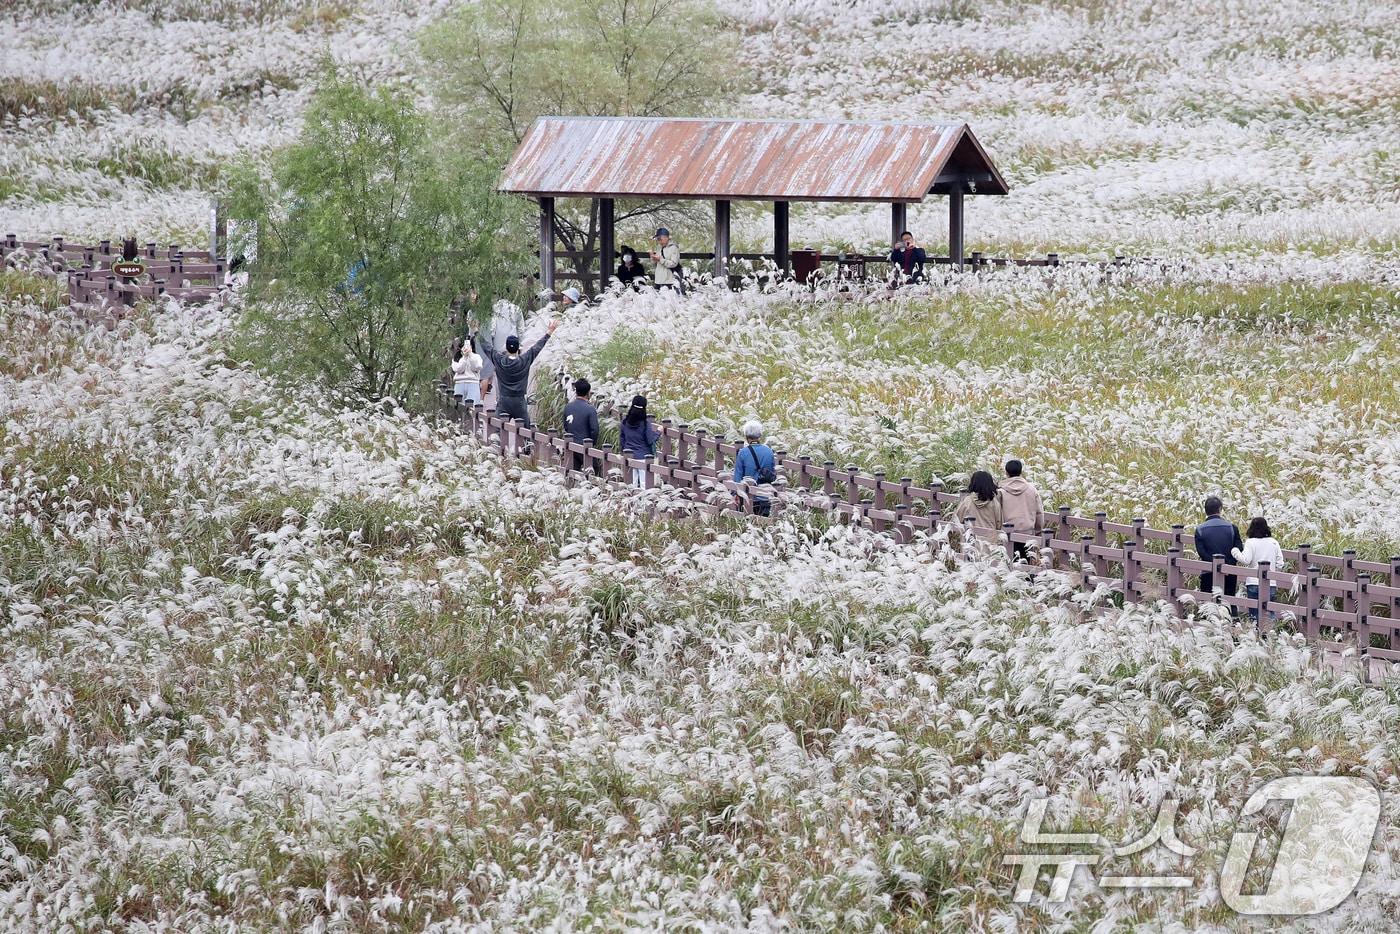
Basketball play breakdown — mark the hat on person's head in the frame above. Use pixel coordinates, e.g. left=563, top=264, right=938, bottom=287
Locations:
left=563, top=286, right=582, bottom=304
left=572, top=378, right=591, bottom=397
left=505, top=335, right=520, bottom=353
left=654, top=227, right=670, bottom=239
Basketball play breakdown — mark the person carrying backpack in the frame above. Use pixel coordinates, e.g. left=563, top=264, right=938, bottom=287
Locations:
left=732, top=420, right=777, bottom=516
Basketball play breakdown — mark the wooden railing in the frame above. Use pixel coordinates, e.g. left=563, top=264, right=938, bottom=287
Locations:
left=443, top=389, right=1400, bottom=680
left=545, top=247, right=1151, bottom=289
left=2, top=234, right=228, bottom=308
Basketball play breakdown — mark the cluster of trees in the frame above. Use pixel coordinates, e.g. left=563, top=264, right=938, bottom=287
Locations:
left=231, top=0, right=744, bottom=404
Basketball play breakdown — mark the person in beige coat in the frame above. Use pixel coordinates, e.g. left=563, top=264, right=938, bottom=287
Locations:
left=955, top=470, right=1003, bottom=535
left=999, top=459, right=1043, bottom=560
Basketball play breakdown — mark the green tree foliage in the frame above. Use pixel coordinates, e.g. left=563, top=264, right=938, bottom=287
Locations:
left=419, top=0, right=745, bottom=288
left=227, top=69, right=528, bottom=404
left=420, top=0, right=739, bottom=152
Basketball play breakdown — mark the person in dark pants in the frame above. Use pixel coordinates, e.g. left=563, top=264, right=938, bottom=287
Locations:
left=563, top=378, right=600, bottom=472
left=888, top=230, right=926, bottom=285
left=1194, top=495, right=1243, bottom=615
left=481, top=319, right=557, bottom=428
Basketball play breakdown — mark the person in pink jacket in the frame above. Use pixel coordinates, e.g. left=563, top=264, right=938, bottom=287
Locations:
left=999, top=459, right=1043, bottom=560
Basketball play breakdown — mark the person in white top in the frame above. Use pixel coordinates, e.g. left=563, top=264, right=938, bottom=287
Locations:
left=1231, top=516, right=1285, bottom=622
left=451, top=336, right=483, bottom=405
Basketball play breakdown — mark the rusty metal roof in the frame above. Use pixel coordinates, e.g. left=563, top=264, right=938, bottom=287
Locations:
left=498, top=117, right=1009, bottom=203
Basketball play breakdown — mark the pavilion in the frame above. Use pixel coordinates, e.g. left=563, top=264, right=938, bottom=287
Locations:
left=498, top=116, right=1009, bottom=292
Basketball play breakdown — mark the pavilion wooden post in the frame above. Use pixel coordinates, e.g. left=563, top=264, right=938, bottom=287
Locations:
left=598, top=198, right=615, bottom=295
left=890, top=203, right=907, bottom=250
left=774, top=201, right=790, bottom=274
left=714, top=199, right=731, bottom=280
left=948, top=189, right=965, bottom=269
left=538, top=197, right=556, bottom=294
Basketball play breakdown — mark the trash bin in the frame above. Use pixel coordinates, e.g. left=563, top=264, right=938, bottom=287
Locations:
left=790, top=248, right=821, bottom=284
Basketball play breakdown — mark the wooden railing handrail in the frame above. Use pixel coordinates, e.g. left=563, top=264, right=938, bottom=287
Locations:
left=441, top=389, right=1400, bottom=680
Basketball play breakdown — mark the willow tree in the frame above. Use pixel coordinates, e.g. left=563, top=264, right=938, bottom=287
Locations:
left=227, top=68, right=528, bottom=404
left=419, top=0, right=744, bottom=288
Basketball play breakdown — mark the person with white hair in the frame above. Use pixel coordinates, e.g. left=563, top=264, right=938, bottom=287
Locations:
left=732, top=419, right=777, bottom=516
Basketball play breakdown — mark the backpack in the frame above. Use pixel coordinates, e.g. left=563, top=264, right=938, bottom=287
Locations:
left=742, top=444, right=777, bottom=485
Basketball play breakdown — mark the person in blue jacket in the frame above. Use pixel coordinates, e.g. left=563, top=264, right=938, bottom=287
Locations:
left=732, top=419, right=777, bottom=516
left=1194, top=495, right=1243, bottom=616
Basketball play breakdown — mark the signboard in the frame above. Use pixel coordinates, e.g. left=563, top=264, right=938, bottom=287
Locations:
left=112, top=260, right=145, bottom=278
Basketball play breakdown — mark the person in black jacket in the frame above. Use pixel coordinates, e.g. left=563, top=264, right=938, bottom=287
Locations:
left=563, top=378, right=600, bottom=472
left=1194, top=495, right=1244, bottom=615
left=480, top=319, right=557, bottom=427
left=615, top=246, right=647, bottom=289
left=888, top=230, right=926, bottom=284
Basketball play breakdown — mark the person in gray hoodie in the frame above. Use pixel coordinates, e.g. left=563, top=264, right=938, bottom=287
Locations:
left=999, top=459, right=1043, bottom=560
left=481, top=319, right=557, bottom=427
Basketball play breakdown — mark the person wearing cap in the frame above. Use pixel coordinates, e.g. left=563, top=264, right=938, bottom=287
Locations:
left=649, top=228, right=681, bottom=291
left=480, top=319, right=558, bottom=428
left=563, top=377, right=600, bottom=473
left=561, top=286, right=583, bottom=306
left=478, top=298, right=525, bottom=405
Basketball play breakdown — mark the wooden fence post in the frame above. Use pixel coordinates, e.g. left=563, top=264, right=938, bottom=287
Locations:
left=894, top=504, right=910, bottom=544
left=1356, top=572, right=1372, bottom=650
left=799, top=455, right=812, bottom=491
left=643, top=455, right=655, bottom=490
left=1390, top=556, right=1400, bottom=636
left=846, top=465, right=860, bottom=508
left=1167, top=546, right=1183, bottom=615
left=676, top=424, right=690, bottom=465
left=1342, top=549, right=1357, bottom=615
left=1093, top=512, right=1109, bottom=577
left=1002, top=521, right=1016, bottom=562
left=506, top=418, right=520, bottom=458
left=1301, top=565, right=1321, bottom=641
left=823, top=461, right=836, bottom=498
left=659, top=419, right=673, bottom=460
left=715, top=434, right=728, bottom=472
left=1123, top=540, right=1139, bottom=605
left=1256, top=561, right=1271, bottom=633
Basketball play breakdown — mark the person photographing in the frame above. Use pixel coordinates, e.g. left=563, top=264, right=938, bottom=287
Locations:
left=650, top=228, right=683, bottom=293
left=888, top=230, right=926, bottom=285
